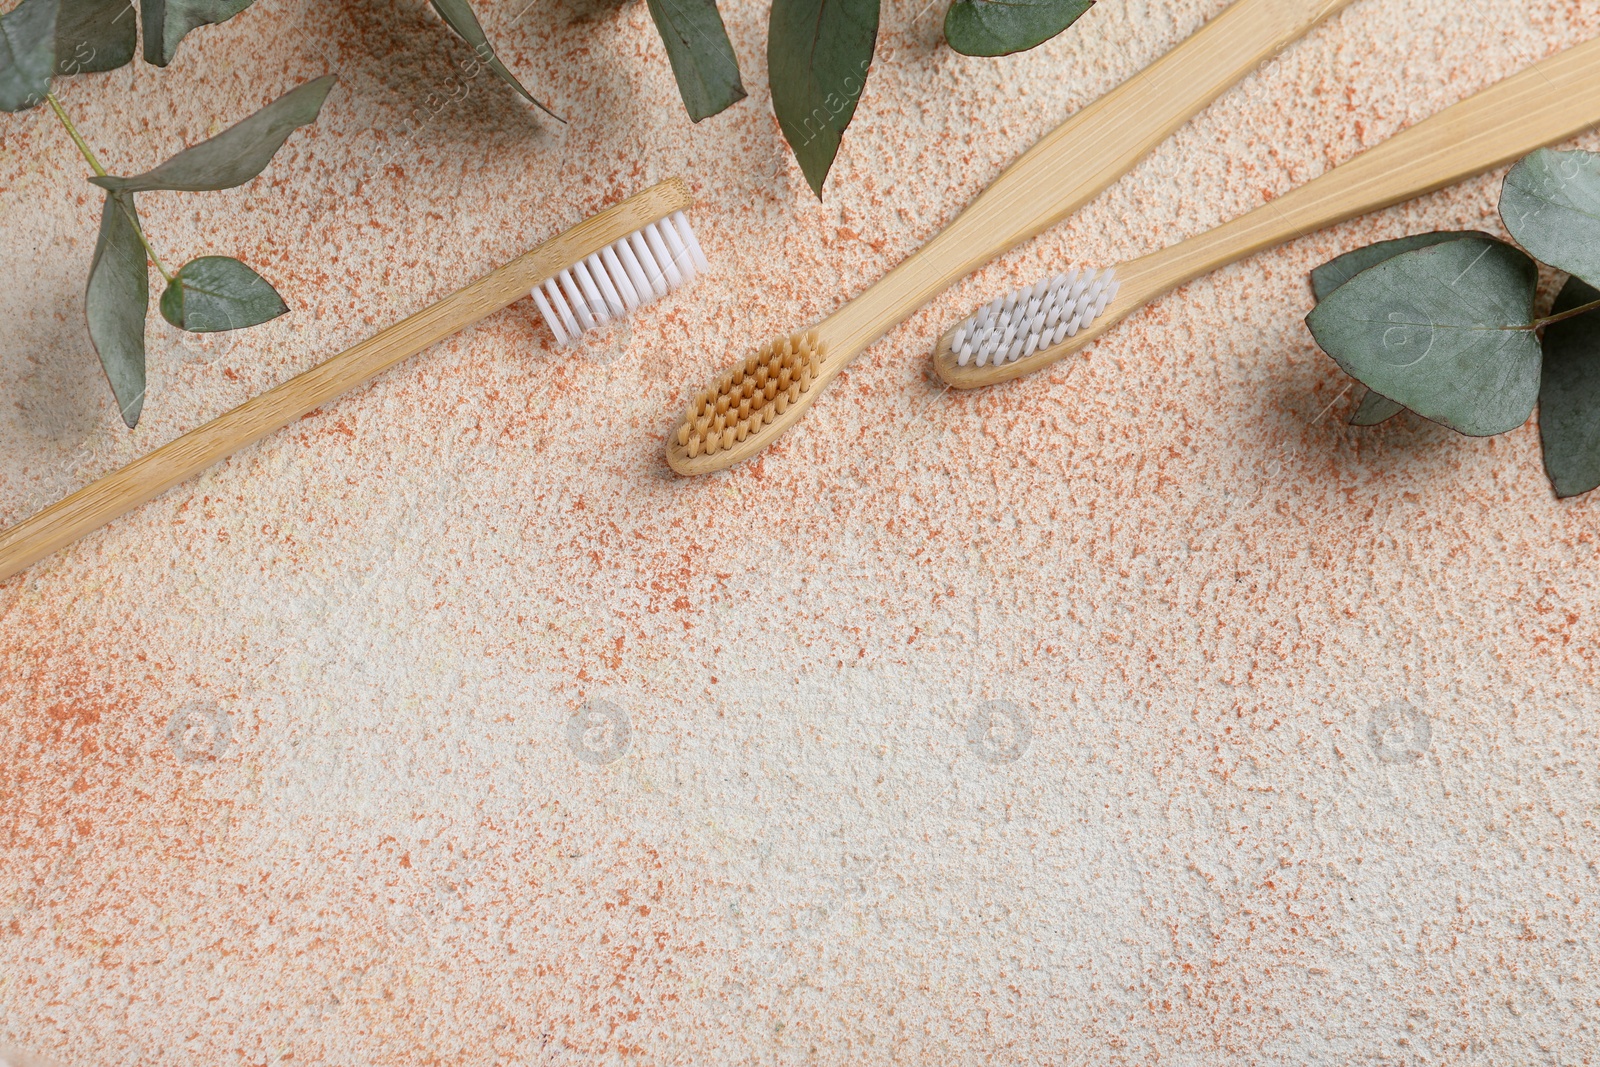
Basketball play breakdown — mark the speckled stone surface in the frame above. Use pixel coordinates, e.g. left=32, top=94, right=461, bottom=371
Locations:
left=5, top=1, right=1600, bottom=1063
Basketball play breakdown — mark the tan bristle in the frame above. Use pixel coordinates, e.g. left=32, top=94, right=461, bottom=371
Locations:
left=673, top=331, right=828, bottom=464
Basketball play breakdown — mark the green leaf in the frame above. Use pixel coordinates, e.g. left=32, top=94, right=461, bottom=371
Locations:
left=1311, top=232, right=1492, bottom=428
left=1539, top=276, right=1600, bottom=498
left=139, top=0, right=254, bottom=66
left=645, top=0, right=746, bottom=122
left=1501, top=148, right=1600, bottom=289
left=1349, top=389, right=1405, bottom=426
left=0, top=0, right=59, bottom=112
left=85, top=190, right=149, bottom=428
left=159, top=255, right=287, bottom=333
left=768, top=0, right=879, bottom=199
left=944, top=0, right=1092, bottom=58
left=1311, top=230, right=1493, bottom=303
left=55, top=0, right=136, bottom=75
left=91, top=75, right=335, bottom=193
left=428, top=0, right=561, bottom=121
left=1305, top=236, right=1542, bottom=438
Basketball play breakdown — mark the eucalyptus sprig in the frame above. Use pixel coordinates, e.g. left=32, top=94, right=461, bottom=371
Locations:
left=2, top=0, right=1100, bottom=426
left=2, top=0, right=333, bottom=427
left=1306, top=147, right=1600, bottom=498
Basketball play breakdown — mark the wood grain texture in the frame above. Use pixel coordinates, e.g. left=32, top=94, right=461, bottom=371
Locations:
left=934, top=34, right=1600, bottom=388
left=668, top=0, right=1357, bottom=474
left=0, top=178, right=692, bottom=582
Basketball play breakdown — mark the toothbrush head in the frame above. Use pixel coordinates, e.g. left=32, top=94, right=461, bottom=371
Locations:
left=934, top=267, right=1121, bottom=388
left=531, top=208, right=709, bottom=346
left=666, top=329, right=828, bottom=475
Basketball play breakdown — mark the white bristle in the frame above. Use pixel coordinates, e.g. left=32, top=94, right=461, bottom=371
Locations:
left=557, top=271, right=595, bottom=332
left=645, top=223, right=682, bottom=290
left=950, top=267, right=1120, bottom=367
left=532, top=211, right=709, bottom=346
left=531, top=286, right=567, bottom=346
left=670, top=211, right=709, bottom=273
left=630, top=231, right=666, bottom=298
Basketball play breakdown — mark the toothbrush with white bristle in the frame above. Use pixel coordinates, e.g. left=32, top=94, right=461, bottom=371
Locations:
left=531, top=209, right=708, bottom=345
left=948, top=269, right=1121, bottom=369
left=934, top=34, right=1600, bottom=389
left=0, top=179, right=705, bottom=581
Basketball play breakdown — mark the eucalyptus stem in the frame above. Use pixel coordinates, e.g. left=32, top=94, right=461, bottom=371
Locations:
left=46, top=92, right=174, bottom=284
left=1535, top=296, right=1600, bottom=332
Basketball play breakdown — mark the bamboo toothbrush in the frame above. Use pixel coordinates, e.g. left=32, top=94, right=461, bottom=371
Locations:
left=0, top=179, right=704, bottom=581
left=665, top=0, right=1359, bottom=475
left=935, top=35, right=1600, bottom=388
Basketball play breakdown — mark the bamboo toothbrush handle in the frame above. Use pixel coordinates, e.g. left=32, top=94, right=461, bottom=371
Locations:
left=1126, top=35, right=1600, bottom=300
left=821, top=0, right=1357, bottom=356
left=0, top=179, right=692, bottom=583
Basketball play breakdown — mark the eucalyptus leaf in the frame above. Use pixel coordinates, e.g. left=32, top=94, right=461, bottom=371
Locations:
left=140, top=0, right=254, bottom=66
left=944, top=0, right=1092, bottom=58
left=91, top=75, right=335, bottom=193
left=1539, top=276, right=1600, bottom=498
left=1306, top=237, right=1542, bottom=438
left=1349, top=389, right=1405, bottom=427
left=645, top=0, right=746, bottom=122
left=428, top=0, right=560, bottom=121
left=85, top=190, right=148, bottom=428
left=0, top=0, right=59, bottom=112
left=1311, top=230, right=1493, bottom=303
left=1311, top=232, right=1492, bottom=427
left=1501, top=148, right=1600, bottom=289
left=55, top=0, right=136, bottom=75
left=159, top=256, right=287, bottom=333
left=768, top=0, right=879, bottom=199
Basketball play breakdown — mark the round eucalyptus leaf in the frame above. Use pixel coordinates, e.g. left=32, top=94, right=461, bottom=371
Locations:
left=0, top=0, right=59, bottom=113
left=1539, top=276, right=1600, bottom=498
left=160, top=256, right=287, bottom=333
left=944, top=0, right=1093, bottom=57
left=1501, top=148, right=1600, bottom=290
left=1305, top=237, right=1541, bottom=438
left=1311, top=230, right=1493, bottom=304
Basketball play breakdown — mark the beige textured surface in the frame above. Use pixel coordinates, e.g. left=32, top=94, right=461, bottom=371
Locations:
left=4, top=0, right=1600, bottom=1063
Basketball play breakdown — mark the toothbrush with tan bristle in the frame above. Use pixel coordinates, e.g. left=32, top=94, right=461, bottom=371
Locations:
left=935, top=34, right=1600, bottom=389
left=665, top=0, right=1360, bottom=475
